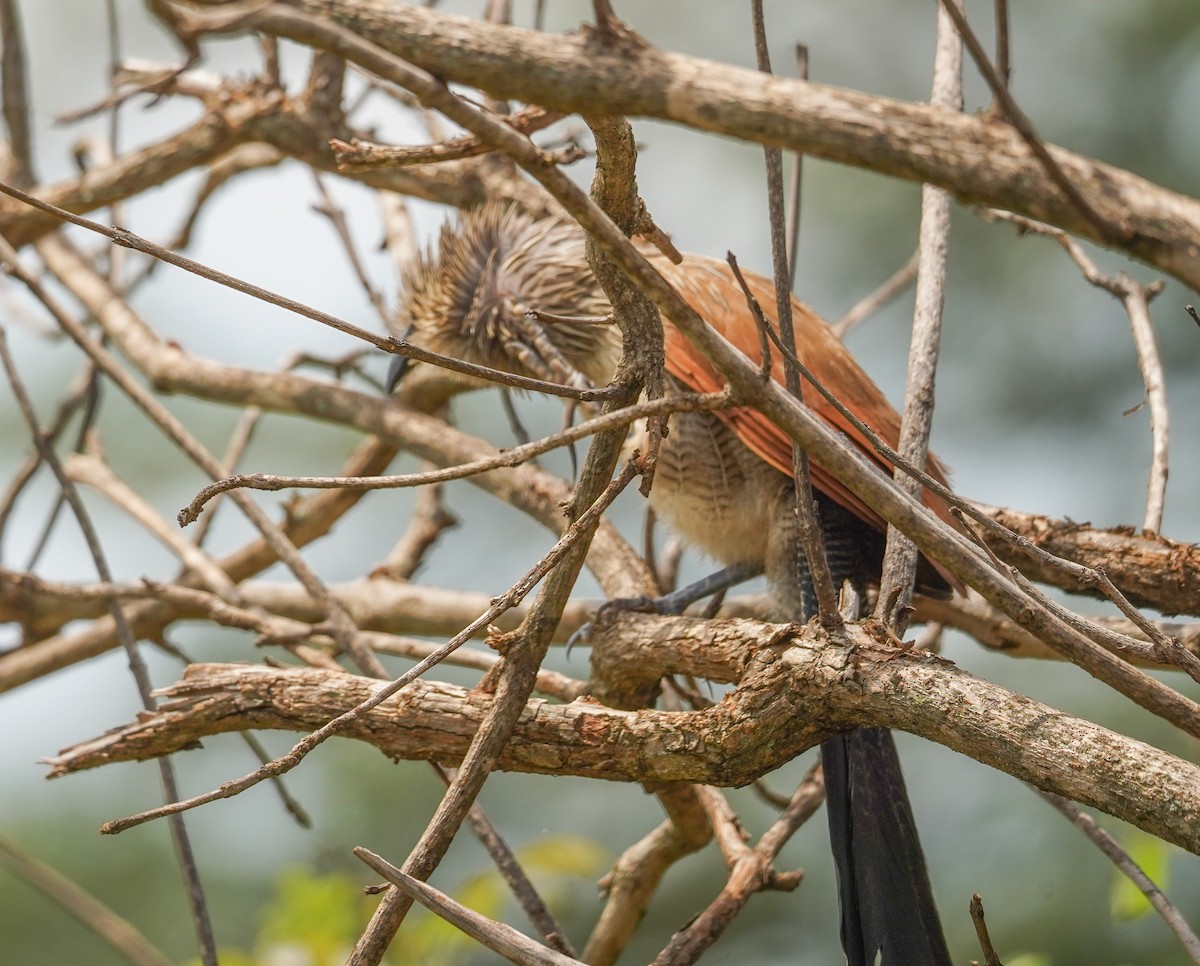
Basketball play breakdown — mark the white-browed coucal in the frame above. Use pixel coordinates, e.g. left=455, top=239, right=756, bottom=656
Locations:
left=389, top=203, right=957, bottom=965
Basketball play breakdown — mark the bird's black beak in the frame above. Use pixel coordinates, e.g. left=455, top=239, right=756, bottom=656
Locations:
left=384, top=324, right=416, bottom=395
left=385, top=353, right=409, bottom=394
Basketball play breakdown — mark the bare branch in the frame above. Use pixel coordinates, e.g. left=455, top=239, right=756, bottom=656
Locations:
left=0, top=834, right=171, bottom=966
left=0, top=0, right=34, bottom=187
left=875, top=0, right=962, bottom=628
left=978, top=208, right=1169, bottom=534
left=331, top=105, right=564, bottom=168
left=173, top=0, right=1200, bottom=291
left=47, top=623, right=1200, bottom=856
left=831, top=248, right=919, bottom=339
left=354, top=849, right=583, bottom=966
left=969, top=893, right=1003, bottom=966
left=179, top=391, right=728, bottom=525
left=1035, top=789, right=1200, bottom=963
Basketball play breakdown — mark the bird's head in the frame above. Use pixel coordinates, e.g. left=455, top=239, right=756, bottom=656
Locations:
left=387, top=203, right=620, bottom=394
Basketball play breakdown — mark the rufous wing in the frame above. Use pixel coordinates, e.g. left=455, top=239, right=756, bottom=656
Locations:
left=656, top=254, right=961, bottom=562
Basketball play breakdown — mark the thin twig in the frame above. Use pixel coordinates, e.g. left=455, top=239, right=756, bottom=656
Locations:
left=309, top=170, right=390, bottom=325
left=757, top=763, right=826, bottom=855
left=189, top=402, right=263, bottom=549
left=992, top=0, right=1010, bottom=95
left=785, top=42, right=808, bottom=291
left=434, top=764, right=579, bottom=957
left=0, top=325, right=219, bottom=966
left=377, top=188, right=418, bottom=281
left=0, top=0, right=34, bottom=188
left=180, top=391, right=728, bottom=524
left=235, top=730, right=313, bottom=828
left=353, top=849, right=583, bottom=966
left=1035, top=789, right=1200, bottom=963
left=831, top=248, right=919, bottom=339
left=978, top=207, right=1169, bottom=533
left=874, top=0, right=962, bottom=628
left=102, top=0, right=127, bottom=288
left=379, top=480, right=458, bottom=579
left=330, top=106, right=563, bottom=168
left=969, top=893, right=1003, bottom=966
left=750, top=0, right=840, bottom=630
left=0, top=358, right=100, bottom=564
left=0, top=179, right=617, bottom=404
left=122, top=143, right=286, bottom=292
left=936, top=0, right=1123, bottom=244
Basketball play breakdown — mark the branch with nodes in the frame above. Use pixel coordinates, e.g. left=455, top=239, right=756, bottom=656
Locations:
left=45, top=615, right=1200, bottom=857
left=163, top=0, right=1200, bottom=291
left=3, top=3, right=1200, bottom=965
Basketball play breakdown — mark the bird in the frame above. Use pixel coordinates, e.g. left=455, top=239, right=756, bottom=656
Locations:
left=390, top=202, right=956, bottom=965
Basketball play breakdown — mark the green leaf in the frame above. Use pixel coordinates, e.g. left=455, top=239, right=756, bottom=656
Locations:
left=517, top=835, right=608, bottom=878
left=385, top=835, right=608, bottom=965
left=256, top=866, right=371, bottom=964
left=237, top=837, right=609, bottom=965
left=1006, top=954, right=1054, bottom=966
left=1111, top=830, right=1172, bottom=921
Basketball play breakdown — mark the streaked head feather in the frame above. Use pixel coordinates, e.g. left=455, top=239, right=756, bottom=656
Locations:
left=397, top=203, right=619, bottom=388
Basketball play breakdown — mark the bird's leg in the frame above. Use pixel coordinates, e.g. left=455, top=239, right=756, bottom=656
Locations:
left=567, top=560, right=763, bottom=650
left=626, top=559, right=764, bottom=615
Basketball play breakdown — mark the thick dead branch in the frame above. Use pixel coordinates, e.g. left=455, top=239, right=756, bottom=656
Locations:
left=0, top=81, right=553, bottom=250
left=176, top=0, right=1200, bottom=291
left=0, top=436, right=400, bottom=690
left=979, top=505, right=1200, bottom=616
left=46, top=620, right=1200, bottom=854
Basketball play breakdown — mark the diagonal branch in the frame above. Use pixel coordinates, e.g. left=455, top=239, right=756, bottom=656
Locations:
left=172, top=0, right=1200, bottom=291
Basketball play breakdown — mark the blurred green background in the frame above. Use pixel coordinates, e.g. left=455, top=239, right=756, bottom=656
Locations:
left=2, top=1, right=1199, bottom=963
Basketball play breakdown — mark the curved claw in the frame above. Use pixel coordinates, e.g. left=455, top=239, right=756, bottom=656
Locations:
left=565, top=595, right=662, bottom=657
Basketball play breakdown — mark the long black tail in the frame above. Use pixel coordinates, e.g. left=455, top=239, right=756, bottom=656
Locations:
left=822, top=727, right=951, bottom=966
